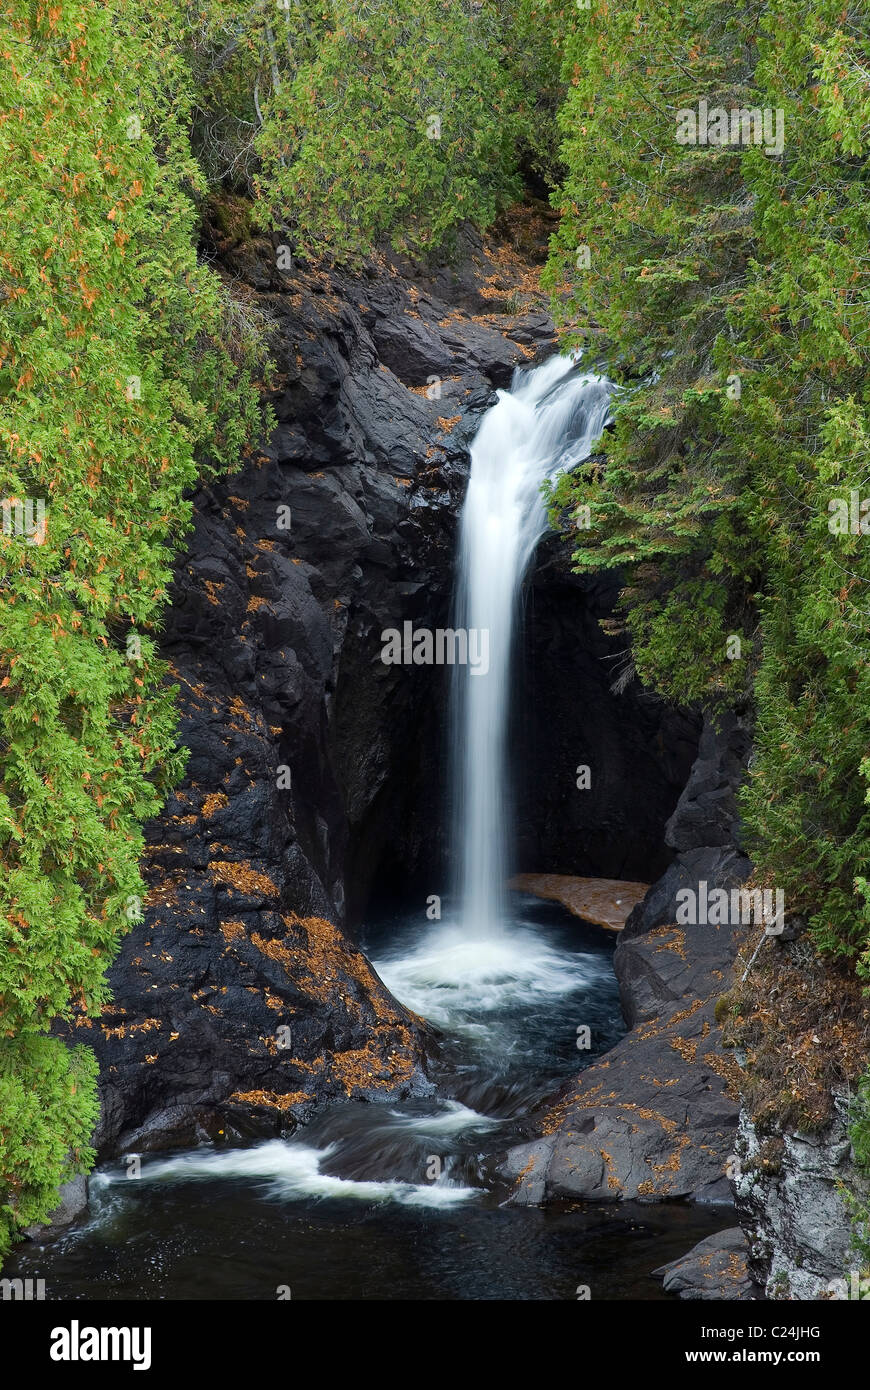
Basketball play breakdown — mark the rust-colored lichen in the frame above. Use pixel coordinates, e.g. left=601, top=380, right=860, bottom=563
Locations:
left=202, top=792, right=229, bottom=819
left=228, top=1089, right=312, bottom=1111
left=211, top=860, right=280, bottom=899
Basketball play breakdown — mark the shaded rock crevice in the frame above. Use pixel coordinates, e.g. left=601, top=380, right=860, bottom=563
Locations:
left=515, top=553, right=699, bottom=883
left=621, top=708, right=753, bottom=941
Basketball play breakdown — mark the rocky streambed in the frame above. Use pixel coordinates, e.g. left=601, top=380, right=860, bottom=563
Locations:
left=13, top=892, right=738, bottom=1300
left=18, top=204, right=859, bottom=1303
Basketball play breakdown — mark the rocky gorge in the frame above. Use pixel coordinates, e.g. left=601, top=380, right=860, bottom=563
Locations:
left=31, top=203, right=863, bottom=1304
left=49, top=206, right=692, bottom=1156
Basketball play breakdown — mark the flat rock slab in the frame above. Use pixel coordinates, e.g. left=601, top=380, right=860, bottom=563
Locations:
left=507, top=874, right=649, bottom=931
left=653, top=1227, right=756, bottom=1300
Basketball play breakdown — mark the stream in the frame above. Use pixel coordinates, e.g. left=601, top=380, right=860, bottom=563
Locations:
left=7, top=895, right=726, bottom=1300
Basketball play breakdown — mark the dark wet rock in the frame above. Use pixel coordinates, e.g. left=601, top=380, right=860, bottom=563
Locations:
left=622, top=710, right=753, bottom=938
left=504, top=310, right=555, bottom=346
left=503, top=705, right=748, bottom=1208
left=664, top=710, right=751, bottom=854
left=71, top=907, right=435, bottom=1156
left=616, top=918, right=739, bottom=1032
left=653, top=1227, right=757, bottom=1300
left=620, top=846, right=752, bottom=941
left=499, top=1138, right=556, bottom=1206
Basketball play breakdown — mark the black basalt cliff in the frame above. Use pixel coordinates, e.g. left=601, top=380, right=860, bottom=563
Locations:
left=55, top=208, right=697, bottom=1159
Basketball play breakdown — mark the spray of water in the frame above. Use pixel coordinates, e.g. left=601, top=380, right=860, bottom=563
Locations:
left=452, top=355, right=612, bottom=936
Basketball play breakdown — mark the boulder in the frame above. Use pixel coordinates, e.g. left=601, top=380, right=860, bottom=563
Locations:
left=23, top=1174, right=89, bottom=1239
left=653, top=1227, right=756, bottom=1300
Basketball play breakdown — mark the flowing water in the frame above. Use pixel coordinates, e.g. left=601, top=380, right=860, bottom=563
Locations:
left=10, top=897, right=724, bottom=1300
left=454, top=355, right=612, bottom=935
left=6, top=359, right=728, bottom=1299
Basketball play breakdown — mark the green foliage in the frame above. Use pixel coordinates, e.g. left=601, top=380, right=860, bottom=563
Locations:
left=185, top=0, right=538, bottom=262
left=0, top=1039, right=98, bottom=1260
left=493, top=0, right=573, bottom=191
left=254, top=0, right=522, bottom=260
left=545, top=0, right=870, bottom=970
left=0, top=0, right=265, bottom=1256
left=544, top=0, right=768, bottom=703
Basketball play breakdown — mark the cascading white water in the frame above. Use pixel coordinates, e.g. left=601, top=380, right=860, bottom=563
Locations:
left=452, top=355, right=612, bottom=936
left=371, top=356, right=614, bottom=1050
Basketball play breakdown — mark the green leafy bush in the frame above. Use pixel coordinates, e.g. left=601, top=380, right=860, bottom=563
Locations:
left=545, top=0, right=870, bottom=972
left=0, top=0, right=264, bottom=1257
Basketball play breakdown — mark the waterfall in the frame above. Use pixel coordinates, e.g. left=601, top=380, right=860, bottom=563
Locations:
left=452, top=355, right=612, bottom=936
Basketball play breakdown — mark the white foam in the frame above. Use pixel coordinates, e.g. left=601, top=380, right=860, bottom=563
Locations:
left=373, top=921, right=607, bottom=1030
left=110, top=1140, right=478, bottom=1207
left=385, top=1100, right=500, bottom=1135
